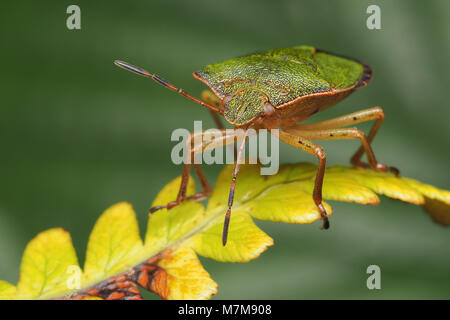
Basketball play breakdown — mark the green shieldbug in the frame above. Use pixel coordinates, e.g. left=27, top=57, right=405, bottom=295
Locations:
left=115, top=45, right=398, bottom=245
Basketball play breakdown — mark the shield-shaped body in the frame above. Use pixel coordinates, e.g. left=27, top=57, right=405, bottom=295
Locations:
left=193, top=46, right=372, bottom=128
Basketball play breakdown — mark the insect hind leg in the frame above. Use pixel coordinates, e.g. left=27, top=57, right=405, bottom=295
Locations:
left=293, top=106, right=399, bottom=176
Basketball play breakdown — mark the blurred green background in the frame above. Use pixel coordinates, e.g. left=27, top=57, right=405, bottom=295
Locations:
left=0, top=0, right=449, bottom=299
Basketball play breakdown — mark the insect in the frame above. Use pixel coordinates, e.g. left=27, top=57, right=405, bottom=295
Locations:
left=114, top=45, right=399, bottom=246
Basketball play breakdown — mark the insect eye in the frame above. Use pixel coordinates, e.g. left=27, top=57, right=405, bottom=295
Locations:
left=263, top=102, right=275, bottom=116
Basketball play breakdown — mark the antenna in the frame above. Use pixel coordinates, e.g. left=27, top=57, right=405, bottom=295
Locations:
left=114, top=60, right=222, bottom=114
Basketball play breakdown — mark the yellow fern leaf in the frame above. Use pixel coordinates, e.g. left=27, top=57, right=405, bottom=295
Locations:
left=0, top=163, right=448, bottom=300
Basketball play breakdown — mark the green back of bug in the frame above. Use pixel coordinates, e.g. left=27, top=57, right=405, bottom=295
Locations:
left=194, top=46, right=367, bottom=125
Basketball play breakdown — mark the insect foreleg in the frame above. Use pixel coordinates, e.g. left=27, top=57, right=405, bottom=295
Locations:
left=222, top=129, right=250, bottom=246
left=149, top=129, right=245, bottom=214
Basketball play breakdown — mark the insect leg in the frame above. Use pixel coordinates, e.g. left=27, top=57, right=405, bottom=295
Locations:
left=201, top=90, right=225, bottom=129
left=278, top=130, right=329, bottom=230
left=293, top=107, right=398, bottom=175
left=188, top=163, right=211, bottom=201
left=201, top=89, right=239, bottom=160
left=209, top=110, right=224, bottom=129
left=149, top=131, right=207, bottom=213
left=222, top=129, right=250, bottom=246
left=149, top=129, right=246, bottom=213
left=294, top=106, right=385, bottom=131
left=284, top=126, right=398, bottom=175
